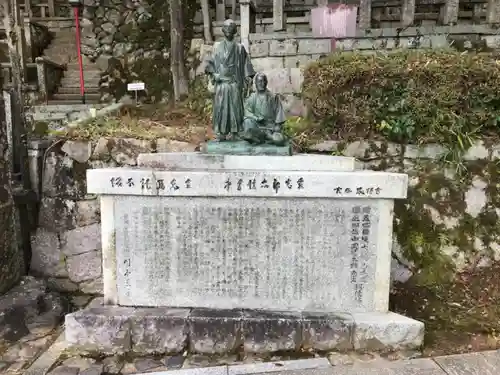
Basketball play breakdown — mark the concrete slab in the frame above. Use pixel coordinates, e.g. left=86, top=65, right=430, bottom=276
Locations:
left=147, top=368, right=228, bottom=375
left=228, top=358, right=330, bottom=374
left=434, top=351, right=499, bottom=375
left=242, top=358, right=445, bottom=374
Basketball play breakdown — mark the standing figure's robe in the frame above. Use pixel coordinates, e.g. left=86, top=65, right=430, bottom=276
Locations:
left=205, top=40, right=255, bottom=136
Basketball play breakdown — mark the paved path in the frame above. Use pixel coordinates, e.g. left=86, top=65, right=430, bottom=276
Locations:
left=141, top=350, right=500, bottom=375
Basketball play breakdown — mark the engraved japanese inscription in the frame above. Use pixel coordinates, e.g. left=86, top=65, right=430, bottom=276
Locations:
left=114, top=196, right=380, bottom=312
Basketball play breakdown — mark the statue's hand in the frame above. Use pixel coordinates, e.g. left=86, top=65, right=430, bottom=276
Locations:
left=213, top=73, right=221, bottom=83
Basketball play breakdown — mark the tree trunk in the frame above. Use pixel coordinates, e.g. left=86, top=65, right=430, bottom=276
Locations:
left=170, top=0, right=189, bottom=101
left=0, top=0, right=23, bottom=295
left=200, top=0, right=213, bottom=44
left=231, top=0, right=237, bottom=20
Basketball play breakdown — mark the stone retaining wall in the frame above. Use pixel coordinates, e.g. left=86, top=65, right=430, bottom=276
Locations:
left=29, top=138, right=196, bottom=294
left=29, top=136, right=500, bottom=294
left=246, top=25, right=500, bottom=100
left=311, top=138, right=500, bottom=283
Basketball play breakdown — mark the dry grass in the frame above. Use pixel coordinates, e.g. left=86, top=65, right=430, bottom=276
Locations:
left=49, top=103, right=211, bottom=143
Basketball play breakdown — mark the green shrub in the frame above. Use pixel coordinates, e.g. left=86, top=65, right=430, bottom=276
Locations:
left=302, top=50, right=500, bottom=147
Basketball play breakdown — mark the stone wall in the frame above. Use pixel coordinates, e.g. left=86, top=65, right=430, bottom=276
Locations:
left=29, top=135, right=500, bottom=293
left=29, top=137, right=196, bottom=294
left=247, top=25, right=500, bottom=98
left=78, top=0, right=500, bottom=103
left=311, top=138, right=500, bottom=284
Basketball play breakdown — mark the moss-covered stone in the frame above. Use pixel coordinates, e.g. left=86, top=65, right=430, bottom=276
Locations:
left=84, top=0, right=198, bottom=102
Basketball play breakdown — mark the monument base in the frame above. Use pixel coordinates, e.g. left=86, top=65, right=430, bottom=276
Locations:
left=65, top=301, right=424, bottom=355
left=203, top=140, right=292, bottom=155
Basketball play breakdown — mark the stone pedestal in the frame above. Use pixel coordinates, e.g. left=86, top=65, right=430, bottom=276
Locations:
left=65, top=153, right=424, bottom=355
left=204, top=140, right=292, bottom=156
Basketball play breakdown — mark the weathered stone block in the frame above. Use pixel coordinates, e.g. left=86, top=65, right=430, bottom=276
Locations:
left=156, top=139, right=197, bottom=153
left=61, top=223, right=101, bottom=256
left=47, top=277, right=79, bottom=292
left=284, top=55, right=312, bottom=68
left=465, top=176, right=487, bottom=218
left=75, top=199, right=100, bottom=227
left=430, top=34, right=449, bottom=48
left=66, top=250, right=102, bottom=283
left=110, top=138, right=154, bottom=166
left=355, top=38, right=376, bottom=50
left=298, top=39, right=331, bottom=55
left=250, top=40, right=270, bottom=57
left=188, top=309, right=243, bottom=354
left=301, top=312, right=353, bottom=351
left=30, top=228, right=67, bottom=278
left=50, top=366, right=80, bottom=375
left=464, top=140, right=489, bottom=160
left=269, top=39, right=298, bottom=56
left=79, top=277, right=104, bottom=295
left=265, top=68, right=293, bottom=94
left=242, top=311, right=302, bottom=353
left=281, top=94, right=305, bottom=117
left=130, top=308, right=190, bottom=354
left=65, top=307, right=132, bottom=354
left=37, top=197, right=77, bottom=232
left=352, top=312, right=424, bottom=351
left=42, top=153, right=88, bottom=199
left=251, top=57, right=284, bottom=72
left=91, top=138, right=111, bottom=160
left=290, top=67, right=304, bottom=93
left=89, top=159, right=118, bottom=169
left=483, top=35, right=500, bottom=49
left=404, top=144, right=446, bottom=159
left=61, top=141, right=93, bottom=163
left=336, top=38, right=355, bottom=51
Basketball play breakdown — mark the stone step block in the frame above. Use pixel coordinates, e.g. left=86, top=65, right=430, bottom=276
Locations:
left=31, top=104, right=95, bottom=114
left=51, top=93, right=100, bottom=102
left=47, top=99, right=100, bottom=105
left=65, top=305, right=424, bottom=355
left=59, top=81, right=101, bottom=89
left=57, top=87, right=100, bottom=95
left=62, top=73, right=102, bottom=80
left=31, top=111, right=68, bottom=122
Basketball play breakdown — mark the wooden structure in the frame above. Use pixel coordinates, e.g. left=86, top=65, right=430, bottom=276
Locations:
left=19, top=0, right=70, bottom=19
left=235, top=0, right=500, bottom=42
left=1, top=0, right=67, bottom=101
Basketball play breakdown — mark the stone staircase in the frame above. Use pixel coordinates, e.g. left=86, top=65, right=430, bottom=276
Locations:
left=29, top=28, right=105, bottom=128
left=41, top=28, right=101, bottom=105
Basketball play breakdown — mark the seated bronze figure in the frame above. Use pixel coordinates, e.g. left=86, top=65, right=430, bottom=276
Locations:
left=241, top=73, right=287, bottom=146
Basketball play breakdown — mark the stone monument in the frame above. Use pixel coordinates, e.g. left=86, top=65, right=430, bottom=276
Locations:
left=65, top=151, right=424, bottom=355
left=64, top=18, right=423, bottom=357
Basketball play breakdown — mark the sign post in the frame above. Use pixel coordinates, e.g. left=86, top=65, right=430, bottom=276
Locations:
left=68, top=0, right=85, bottom=104
left=127, top=82, right=146, bottom=104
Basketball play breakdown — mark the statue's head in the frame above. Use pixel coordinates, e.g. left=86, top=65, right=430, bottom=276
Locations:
left=222, top=19, right=237, bottom=40
left=254, top=73, right=268, bottom=92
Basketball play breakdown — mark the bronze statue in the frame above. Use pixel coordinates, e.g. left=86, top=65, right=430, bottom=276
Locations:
left=204, top=19, right=255, bottom=142
left=241, top=73, right=287, bottom=146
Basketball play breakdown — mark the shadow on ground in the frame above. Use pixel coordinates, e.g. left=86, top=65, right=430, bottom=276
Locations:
left=390, top=262, right=500, bottom=357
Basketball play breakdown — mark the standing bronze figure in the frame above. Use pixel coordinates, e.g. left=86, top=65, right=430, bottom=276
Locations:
left=205, top=19, right=255, bottom=141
